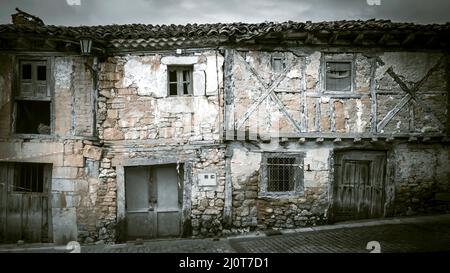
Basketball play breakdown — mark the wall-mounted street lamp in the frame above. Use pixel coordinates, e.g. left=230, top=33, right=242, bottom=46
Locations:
left=79, top=38, right=92, bottom=55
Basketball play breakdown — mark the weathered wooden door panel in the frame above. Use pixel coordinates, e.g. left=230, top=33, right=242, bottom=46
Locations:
left=0, top=163, right=12, bottom=242
left=5, top=193, right=22, bottom=242
left=1, top=163, right=51, bottom=243
left=154, top=166, right=181, bottom=237
left=125, top=166, right=154, bottom=239
left=125, top=164, right=181, bottom=240
left=333, top=151, right=386, bottom=222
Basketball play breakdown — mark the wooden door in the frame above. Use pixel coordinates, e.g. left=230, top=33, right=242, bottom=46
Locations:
left=332, top=151, right=386, bottom=222
left=125, top=166, right=155, bottom=239
left=0, top=163, right=51, bottom=243
left=154, top=165, right=181, bottom=237
left=125, top=164, right=182, bottom=240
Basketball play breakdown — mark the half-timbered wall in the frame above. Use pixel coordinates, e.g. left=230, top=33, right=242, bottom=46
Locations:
left=225, top=48, right=450, bottom=231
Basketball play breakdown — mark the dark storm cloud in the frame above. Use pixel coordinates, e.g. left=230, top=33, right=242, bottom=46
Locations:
left=1, top=0, right=449, bottom=26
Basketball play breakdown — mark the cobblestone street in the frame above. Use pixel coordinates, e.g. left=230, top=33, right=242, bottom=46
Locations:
left=0, top=214, right=449, bottom=253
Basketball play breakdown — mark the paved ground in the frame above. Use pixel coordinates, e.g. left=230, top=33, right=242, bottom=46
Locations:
left=1, top=214, right=449, bottom=253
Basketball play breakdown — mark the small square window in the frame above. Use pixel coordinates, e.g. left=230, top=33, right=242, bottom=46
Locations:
left=325, top=61, right=352, bottom=92
left=15, top=100, right=51, bottom=134
left=272, top=56, right=285, bottom=73
left=261, top=153, right=304, bottom=195
left=167, top=66, right=193, bottom=96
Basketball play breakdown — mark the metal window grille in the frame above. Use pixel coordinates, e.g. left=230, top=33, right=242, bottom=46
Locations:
left=267, top=157, right=297, bottom=192
left=13, top=163, right=44, bottom=192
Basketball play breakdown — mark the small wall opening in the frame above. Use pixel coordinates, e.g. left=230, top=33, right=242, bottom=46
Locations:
left=15, top=100, right=51, bottom=134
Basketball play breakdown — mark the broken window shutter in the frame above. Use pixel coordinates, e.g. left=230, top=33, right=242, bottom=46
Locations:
left=19, top=62, right=33, bottom=97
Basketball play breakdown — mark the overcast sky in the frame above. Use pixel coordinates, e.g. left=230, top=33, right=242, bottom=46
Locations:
left=1, top=0, right=450, bottom=26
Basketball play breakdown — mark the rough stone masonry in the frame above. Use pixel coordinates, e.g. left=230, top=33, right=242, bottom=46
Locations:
left=0, top=10, right=449, bottom=244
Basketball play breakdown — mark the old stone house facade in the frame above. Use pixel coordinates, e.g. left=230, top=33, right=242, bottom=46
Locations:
left=0, top=10, right=449, bottom=244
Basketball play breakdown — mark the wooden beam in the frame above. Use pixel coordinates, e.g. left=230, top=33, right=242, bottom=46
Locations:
left=234, top=52, right=296, bottom=130
left=402, top=33, right=416, bottom=45
left=305, top=33, right=314, bottom=44
left=328, top=33, right=339, bottom=44
left=378, top=33, right=389, bottom=45
left=426, top=36, right=438, bottom=47
left=370, top=57, right=378, bottom=133
left=377, top=94, right=411, bottom=132
left=269, top=92, right=303, bottom=133
left=386, top=62, right=446, bottom=131
left=353, top=33, right=364, bottom=45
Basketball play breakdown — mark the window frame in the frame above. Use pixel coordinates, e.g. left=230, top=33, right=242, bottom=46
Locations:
left=322, top=54, right=355, bottom=94
left=13, top=57, right=53, bottom=137
left=260, top=152, right=305, bottom=197
left=271, top=54, right=286, bottom=73
left=12, top=162, right=47, bottom=193
left=167, top=65, right=193, bottom=96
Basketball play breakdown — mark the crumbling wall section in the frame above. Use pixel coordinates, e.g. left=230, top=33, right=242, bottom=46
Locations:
left=97, top=51, right=223, bottom=144
left=392, top=143, right=450, bottom=215
left=229, top=142, right=330, bottom=233
left=375, top=52, right=447, bottom=134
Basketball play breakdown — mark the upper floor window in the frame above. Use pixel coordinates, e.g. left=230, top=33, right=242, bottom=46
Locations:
left=325, top=61, right=352, bottom=92
left=271, top=55, right=286, bottom=73
left=168, top=66, right=193, bottom=96
left=260, top=153, right=304, bottom=195
left=15, top=59, right=51, bottom=135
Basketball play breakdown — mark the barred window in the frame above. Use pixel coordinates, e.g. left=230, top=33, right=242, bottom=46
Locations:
left=13, top=163, right=45, bottom=193
left=261, top=153, right=304, bottom=194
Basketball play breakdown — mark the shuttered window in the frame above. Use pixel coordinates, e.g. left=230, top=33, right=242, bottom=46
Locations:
left=15, top=59, right=51, bottom=135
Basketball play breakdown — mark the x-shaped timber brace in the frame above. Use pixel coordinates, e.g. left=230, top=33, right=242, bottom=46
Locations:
left=234, top=51, right=303, bottom=135
left=376, top=56, right=446, bottom=133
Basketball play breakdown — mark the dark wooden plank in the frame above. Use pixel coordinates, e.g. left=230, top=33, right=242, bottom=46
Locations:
left=6, top=193, right=22, bottom=243
left=0, top=163, right=9, bottom=242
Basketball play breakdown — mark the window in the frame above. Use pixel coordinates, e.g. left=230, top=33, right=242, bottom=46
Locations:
left=13, top=163, right=46, bottom=193
left=325, top=61, right=352, bottom=92
left=168, top=66, right=193, bottom=96
left=15, top=60, right=51, bottom=135
left=261, top=153, right=304, bottom=195
left=271, top=56, right=286, bottom=73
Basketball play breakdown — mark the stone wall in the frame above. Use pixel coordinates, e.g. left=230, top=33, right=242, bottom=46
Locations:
left=391, top=143, right=450, bottom=215
left=109, top=146, right=227, bottom=239
left=94, top=50, right=226, bottom=240
left=97, top=51, right=223, bottom=144
left=0, top=54, right=102, bottom=244
left=228, top=140, right=450, bottom=232
left=229, top=141, right=330, bottom=232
